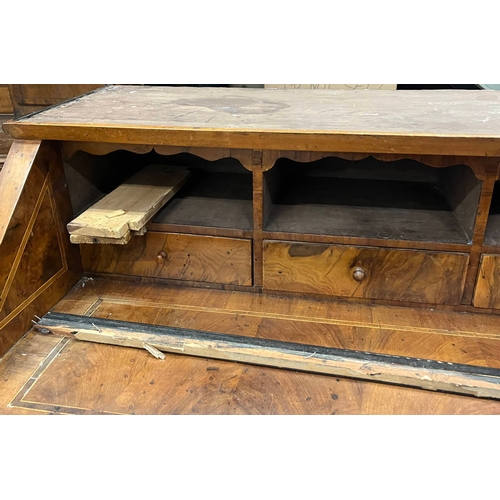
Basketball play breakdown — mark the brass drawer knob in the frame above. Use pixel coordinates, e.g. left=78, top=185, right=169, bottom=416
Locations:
left=156, top=251, right=167, bottom=264
left=352, top=267, right=366, bottom=283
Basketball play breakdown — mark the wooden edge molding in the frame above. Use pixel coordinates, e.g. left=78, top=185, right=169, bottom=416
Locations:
left=57, top=139, right=500, bottom=178
left=60, top=142, right=257, bottom=172
left=35, top=312, right=500, bottom=400
left=262, top=151, right=500, bottom=176
left=4, top=121, right=500, bottom=158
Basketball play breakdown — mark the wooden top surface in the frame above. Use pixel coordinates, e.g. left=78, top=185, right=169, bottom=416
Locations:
left=4, top=85, right=500, bottom=156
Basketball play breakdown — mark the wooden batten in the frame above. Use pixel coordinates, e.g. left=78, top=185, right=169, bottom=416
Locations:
left=67, top=164, right=190, bottom=242
left=70, top=233, right=132, bottom=245
left=35, top=312, right=500, bottom=400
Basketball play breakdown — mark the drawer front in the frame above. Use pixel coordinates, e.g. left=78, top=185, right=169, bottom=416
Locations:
left=81, top=232, right=252, bottom=286
left=473, top=255, right=500, bottom=309
left=263, top=241, right=468, bottom=305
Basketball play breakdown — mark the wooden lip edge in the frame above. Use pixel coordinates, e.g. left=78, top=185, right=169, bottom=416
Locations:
left=6, top=119, right=500, bottom=140
left=39, top=312, right=500, bottom=381
left=4, top=124, right=500, bottom=157
left=5, top=126, right=500, bottom=158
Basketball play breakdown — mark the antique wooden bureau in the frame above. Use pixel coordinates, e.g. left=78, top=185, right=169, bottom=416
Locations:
left=1, top=85, right=500, bottom=359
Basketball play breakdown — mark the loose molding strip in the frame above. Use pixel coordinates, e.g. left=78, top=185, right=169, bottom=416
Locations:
left=35, top=312, right=500, bottom=400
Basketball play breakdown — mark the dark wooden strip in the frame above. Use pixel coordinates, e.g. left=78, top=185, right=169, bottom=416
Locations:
left=36, top=312, right=500, bottom=399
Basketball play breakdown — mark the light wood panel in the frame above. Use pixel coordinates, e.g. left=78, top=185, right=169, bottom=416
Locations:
left=68, top=164, right=189, bottom=241
left=81, top=232, right=252, bottom=286
left=263, top=241, right=468, bottom=305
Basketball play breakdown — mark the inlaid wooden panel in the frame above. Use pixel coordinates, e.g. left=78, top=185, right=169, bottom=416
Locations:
left=6, top=279, right=500, bottom=414
left=81, top=232, right=252, bottom=286
left=263, top=241, right=469, bottom=305
left=0, top=141, right=82, bottom=356
left=0, top=187, right=64, bottom=317
left=473, top=255, right=500, bottom=309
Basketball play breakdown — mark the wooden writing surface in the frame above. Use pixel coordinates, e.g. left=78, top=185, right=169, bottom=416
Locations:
left=4, top=85, right=500, bottom=156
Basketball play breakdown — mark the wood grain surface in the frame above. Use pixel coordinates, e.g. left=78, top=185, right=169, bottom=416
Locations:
left=0, top=86, right=13, bottom=114
left=0, top=142, right=81, bottom=356
left=0, top=115, right=14, bottom=154
left=5, top=86, right=500, bottom=156
left=3, top=278, right=500, bottom=414
left=81, top=232, right=252, bottom=286
left=473, top=254, right=500, bottom=308
left=263, top=241, right=468, bottom=305
left=0, top=141, right=42, bottom=244
left=37, top=311, right=500, bottom=400
left=67, top=164, right=189, bottom=240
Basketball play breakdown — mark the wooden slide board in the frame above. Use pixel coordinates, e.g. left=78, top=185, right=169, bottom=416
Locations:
left=67, top=164, right=190, bottom=243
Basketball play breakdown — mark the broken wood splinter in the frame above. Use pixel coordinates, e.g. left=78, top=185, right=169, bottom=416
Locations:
left=143, top=343, right=166, bottom=360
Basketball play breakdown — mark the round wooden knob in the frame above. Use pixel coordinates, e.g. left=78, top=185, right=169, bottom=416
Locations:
left=352, top=267, right=366, bottom=282
left=156, top=251, right=167, bottom=264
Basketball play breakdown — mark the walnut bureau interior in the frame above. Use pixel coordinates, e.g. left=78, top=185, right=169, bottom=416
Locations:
left=1, top=84, right=500, bottom=357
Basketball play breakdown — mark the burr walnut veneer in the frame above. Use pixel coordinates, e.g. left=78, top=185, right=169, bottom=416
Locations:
left=2, top=85, right=500, bottom=358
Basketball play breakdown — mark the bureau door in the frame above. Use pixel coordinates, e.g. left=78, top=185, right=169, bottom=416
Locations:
left=263, top=241, right=468, bottom=305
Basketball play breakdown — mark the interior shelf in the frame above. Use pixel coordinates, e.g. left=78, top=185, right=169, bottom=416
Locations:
left=64, top=150, right=254, bottom=236
left=263, top=157, right=480, bottom=245
left=152, top=169, right=253, bottom=232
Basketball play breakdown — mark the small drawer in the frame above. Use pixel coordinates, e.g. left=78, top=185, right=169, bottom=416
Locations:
left=263, top=241, right=468, bottom=305
left=473, top=254, right=500, bottom=309
left=81, top=232, right=253, bottom=286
